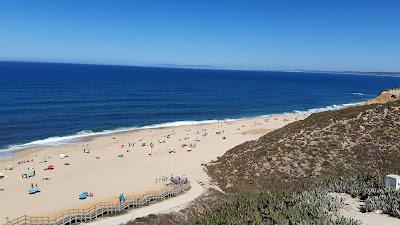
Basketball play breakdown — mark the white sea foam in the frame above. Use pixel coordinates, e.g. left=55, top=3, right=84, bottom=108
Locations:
left=0, top=101, right=366, bottom=155
left=350, top=92, right=368, bottom=96
left=0, top=119, right=234, bottom=154
left=292, top=101, right=365, bottom=114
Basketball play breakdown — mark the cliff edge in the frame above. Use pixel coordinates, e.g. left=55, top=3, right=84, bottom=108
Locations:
left=367, top=88, right=400, bottom=104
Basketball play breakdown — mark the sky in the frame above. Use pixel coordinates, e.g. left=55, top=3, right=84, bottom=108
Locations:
left=0, top=0, right=399, bottom=71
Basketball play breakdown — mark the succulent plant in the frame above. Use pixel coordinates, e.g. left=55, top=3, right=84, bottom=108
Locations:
left=325, top=174, right=400, bottom=219
left=197, top=174, right=400, bottom=224
left=198, top=187, right=359, bottom=225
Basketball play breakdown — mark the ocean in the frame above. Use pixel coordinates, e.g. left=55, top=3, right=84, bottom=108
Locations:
left=1, top=61, right=400, bottom=155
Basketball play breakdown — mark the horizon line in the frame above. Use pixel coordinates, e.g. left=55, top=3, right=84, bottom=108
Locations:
left=0, top=59, right=399, bottom=75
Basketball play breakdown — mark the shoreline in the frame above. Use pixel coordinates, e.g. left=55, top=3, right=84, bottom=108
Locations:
left=0, top=100, right=366, bottom=160
left=0, top=111, right=315, bottom=163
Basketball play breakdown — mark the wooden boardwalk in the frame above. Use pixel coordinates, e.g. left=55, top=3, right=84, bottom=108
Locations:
left=5, top=180, right=191, bottom=225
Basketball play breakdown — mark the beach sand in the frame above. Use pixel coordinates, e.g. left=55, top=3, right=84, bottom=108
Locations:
left=0, top=112, right=310, bottom=223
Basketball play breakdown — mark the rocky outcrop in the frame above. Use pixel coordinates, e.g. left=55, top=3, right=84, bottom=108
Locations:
left=368, top=88, right=400, bottom=104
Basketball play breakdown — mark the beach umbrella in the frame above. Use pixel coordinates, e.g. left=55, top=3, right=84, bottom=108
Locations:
left=59, top=154, right=66, bottom=159
left=47, top=164, right=55, bottom=170
left=0, top=172, right=5, bottom=178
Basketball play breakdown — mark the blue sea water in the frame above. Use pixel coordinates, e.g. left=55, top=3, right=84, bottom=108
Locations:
left=1, top=61, right=400, bottom=154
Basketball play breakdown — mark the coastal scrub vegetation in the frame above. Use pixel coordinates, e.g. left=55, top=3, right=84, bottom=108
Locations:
left=207, top=101, right=400, bottom=193
left=326, top=174, right=400, bottom=219
left=197, top=174, right=400, bottom=224
left=197, top=188, right=360, bottom=225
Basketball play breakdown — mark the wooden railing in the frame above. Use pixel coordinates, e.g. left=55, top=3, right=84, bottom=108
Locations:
left=5, top=181, right=191, bottom=225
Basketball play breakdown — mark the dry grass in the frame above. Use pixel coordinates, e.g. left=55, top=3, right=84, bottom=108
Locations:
left=207, top=101, right=400, bottom=193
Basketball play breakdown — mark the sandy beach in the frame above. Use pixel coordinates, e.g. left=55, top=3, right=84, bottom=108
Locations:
left=0, top=112, right=310, bottom=223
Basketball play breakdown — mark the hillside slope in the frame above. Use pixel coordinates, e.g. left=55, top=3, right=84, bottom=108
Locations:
left=207, top=100, right=400, bottom=192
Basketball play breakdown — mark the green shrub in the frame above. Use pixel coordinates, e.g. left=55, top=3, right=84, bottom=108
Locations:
left=326, top=174, right=400, bottom=219
left=197, top=188, right=358, bottom=225
left=361, top=188, right=400, bottom=218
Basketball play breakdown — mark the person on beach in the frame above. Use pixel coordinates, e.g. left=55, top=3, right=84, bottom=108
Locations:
left=119, top=193, right=126, bottom=203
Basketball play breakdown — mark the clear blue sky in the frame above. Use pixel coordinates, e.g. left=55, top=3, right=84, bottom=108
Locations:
left=1, top=0, right=399, bottom=71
